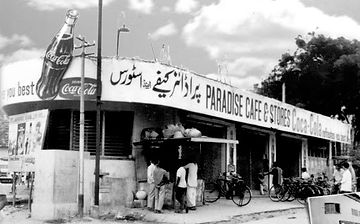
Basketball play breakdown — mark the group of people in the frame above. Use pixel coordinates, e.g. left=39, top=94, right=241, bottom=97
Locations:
left=301, top=161, right=357, bottom=194
left=332, top=161, right=357, bottom=194
left=146, top=158, right=198, bottom=214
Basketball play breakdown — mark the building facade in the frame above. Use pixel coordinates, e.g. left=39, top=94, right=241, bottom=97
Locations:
left=0, top=57, right=352, bottom=218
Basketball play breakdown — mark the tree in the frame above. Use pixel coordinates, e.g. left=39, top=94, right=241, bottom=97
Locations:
left=256, top=34, right=360, bottom=142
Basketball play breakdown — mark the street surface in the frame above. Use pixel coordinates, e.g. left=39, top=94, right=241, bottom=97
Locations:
left=0, top=184, right=309, bottom=224
left=211, top=207, right=308, bottom=224
left=0, top=204, right=308, bottom=224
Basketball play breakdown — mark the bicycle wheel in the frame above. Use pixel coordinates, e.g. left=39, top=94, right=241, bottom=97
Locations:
left=232, top=185, right=252, bottom=207
left=286, top=187, right=296, bottom=202
left=204, top=182, right=221, bottom=203
left=269, top=185, right=284, bottom=202
left=296, top=185, right=313, bottom=205
left=281, top=187, right=291, bottom=201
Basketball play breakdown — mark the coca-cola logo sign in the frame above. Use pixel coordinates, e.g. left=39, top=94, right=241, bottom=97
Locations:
left=45, top=51, right=71, bottom=66
left=59, top=78, right=97, bottom=100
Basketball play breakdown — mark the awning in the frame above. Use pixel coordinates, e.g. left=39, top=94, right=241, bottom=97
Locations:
left=133, top=136, right=238, bottom=146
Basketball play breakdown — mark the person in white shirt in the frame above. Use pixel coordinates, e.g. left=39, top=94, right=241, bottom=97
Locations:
left=332, top=164, right=342, bottom=194
left=348, top=161, right=357, bottom=192
left=340, top=162, right=352, bottom=194
left=301, top=168, right=311, bottom=180
left=175, top=160, right=188, bottom=213
left=184, top=161, right=198, bottom=210
left=147, top=159, right=158, bottom=211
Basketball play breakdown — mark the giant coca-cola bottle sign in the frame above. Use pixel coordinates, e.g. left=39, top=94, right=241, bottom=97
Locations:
left=36, top=9, right=79, bottom=100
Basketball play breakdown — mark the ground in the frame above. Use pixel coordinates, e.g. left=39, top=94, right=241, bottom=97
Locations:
left=0, top=203, right=308, bottom=224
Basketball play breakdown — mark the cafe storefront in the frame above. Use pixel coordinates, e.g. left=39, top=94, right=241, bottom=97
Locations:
left=0, top=56, right=352, bottom=219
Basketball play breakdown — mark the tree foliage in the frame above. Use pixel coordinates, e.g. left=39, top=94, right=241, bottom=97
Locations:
left=255, top=34, right=360, bottom=141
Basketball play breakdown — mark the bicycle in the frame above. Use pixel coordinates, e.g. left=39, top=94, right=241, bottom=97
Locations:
left=204, top=173, right=252, bottom=207
left=269, top=177, right=324, bottom=204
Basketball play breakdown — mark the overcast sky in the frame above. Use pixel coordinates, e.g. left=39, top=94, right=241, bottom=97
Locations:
left=1, top=0, right=360, bottom=91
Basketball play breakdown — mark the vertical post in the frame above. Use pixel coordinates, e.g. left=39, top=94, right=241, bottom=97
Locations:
left=12, top=172, right=16, bottom=206
left=78, top=37, right=85, bottom=217
left=28, top=172, right=34, bottom=213
left=281, top=82, right=286, bottom=103
left=116, top=30, right=119, bottom=58
left=95, top=0, right=103, bottom=206
left=329, top=141, right=333, bottom=177
left=75, top=36, right=94, bottom=216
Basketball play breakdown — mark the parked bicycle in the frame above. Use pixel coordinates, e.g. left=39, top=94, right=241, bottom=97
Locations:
left=204, top=172, right=252, bottom=207
left=268, top=177, right=329, bottom=204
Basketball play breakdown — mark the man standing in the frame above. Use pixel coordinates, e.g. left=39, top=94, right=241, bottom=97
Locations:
left=332, top=164, right=342, bottom=194
left=301, top=168, right=311, bottom=180
left=340, top=162, right=352, bottom=194
left=265, top=162, right=283, bottom=187
left=348, top=161, right=357, bottom=192
left=175, top=161, right=187, bottom=213
left=184, top=160, right=198, bottom=210
left=147, top=159, right=157, bottom=211
left=153, top=161, right=169, bottom=213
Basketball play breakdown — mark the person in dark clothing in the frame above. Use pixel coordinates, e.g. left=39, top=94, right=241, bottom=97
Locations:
left=265, top=162, right=283, bottom=187
left=175, top=160, right=188, bottom=213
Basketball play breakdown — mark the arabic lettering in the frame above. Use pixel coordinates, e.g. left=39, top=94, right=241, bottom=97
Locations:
left=109, top=63, right=201, bottom=103
left=110, top=64, right=142, bottom=86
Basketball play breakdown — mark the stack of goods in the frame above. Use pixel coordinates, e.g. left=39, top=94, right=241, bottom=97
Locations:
left=141, top=123, right=202, bottom=140
left=162, top=123, right=202, bottom=139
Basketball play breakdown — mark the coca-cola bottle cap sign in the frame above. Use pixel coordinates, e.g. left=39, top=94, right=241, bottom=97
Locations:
left=65, top=9, right=79, bottom=25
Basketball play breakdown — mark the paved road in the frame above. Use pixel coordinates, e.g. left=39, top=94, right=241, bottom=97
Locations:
left=210, top=207, right=309, bottom=224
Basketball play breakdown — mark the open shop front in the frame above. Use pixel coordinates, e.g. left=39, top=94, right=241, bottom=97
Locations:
left=276, top=134, right=303, bottom=178
left=236, top=125, right=270, bottom=191
left=134, top=137, right=238, bottom=207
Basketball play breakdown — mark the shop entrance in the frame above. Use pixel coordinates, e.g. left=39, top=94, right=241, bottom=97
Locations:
left=276, top=136, right=302, bottom=178
left=185, top=118, right=227, bottom=182
left=236, top=129, right=269, bottom=190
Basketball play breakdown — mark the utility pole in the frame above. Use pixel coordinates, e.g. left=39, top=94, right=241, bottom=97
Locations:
left=75, top=35, right=95, bottom=217
left=95, top=0, right=103, bottom=207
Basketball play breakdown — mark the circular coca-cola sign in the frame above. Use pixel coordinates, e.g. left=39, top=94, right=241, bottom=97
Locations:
left=59, top=77, right=97, bottom=100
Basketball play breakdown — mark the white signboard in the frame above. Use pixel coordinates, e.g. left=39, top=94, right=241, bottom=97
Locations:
left=101, top=59, right=352, bottom=144
left=8, top=109, right=48, bottom=172
left=307, top=193, right=360, bottom=224
left=0, top=57, right=352, bottom=144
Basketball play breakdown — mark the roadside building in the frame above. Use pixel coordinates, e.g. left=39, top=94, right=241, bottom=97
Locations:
left=0, top=56, right=352, bottom=219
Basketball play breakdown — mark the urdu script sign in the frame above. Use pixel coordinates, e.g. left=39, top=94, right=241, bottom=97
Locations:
left=102, top=58, right=351, bottom=144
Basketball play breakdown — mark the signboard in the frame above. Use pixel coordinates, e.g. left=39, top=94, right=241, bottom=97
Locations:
left=59, top=77, right=97, bottom=100
left=0, top=57, right=352, bottom=144
left=101, top=59, right=352, bottom=144
left=8, top=109, right=48, bottom=172
left=307, top=193, right=360, bottom=224
left=0, top=57, right=97, bottom=105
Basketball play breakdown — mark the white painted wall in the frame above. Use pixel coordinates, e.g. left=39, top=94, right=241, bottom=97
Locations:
left=32, top=150, right=137, bottom=219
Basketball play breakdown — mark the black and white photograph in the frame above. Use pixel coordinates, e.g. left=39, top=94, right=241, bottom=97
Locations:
left=0, top=0, right=359, bottom=223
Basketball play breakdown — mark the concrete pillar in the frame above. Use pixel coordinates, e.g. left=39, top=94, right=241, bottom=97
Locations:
left=301, top=139, right=308, bottom=169
left=32, top=150, right=81, bottom=220
left=226, top=125, right=236, bottom=172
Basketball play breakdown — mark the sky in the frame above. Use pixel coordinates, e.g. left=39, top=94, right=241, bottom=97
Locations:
left=1, top=0, right=360, bottom=91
